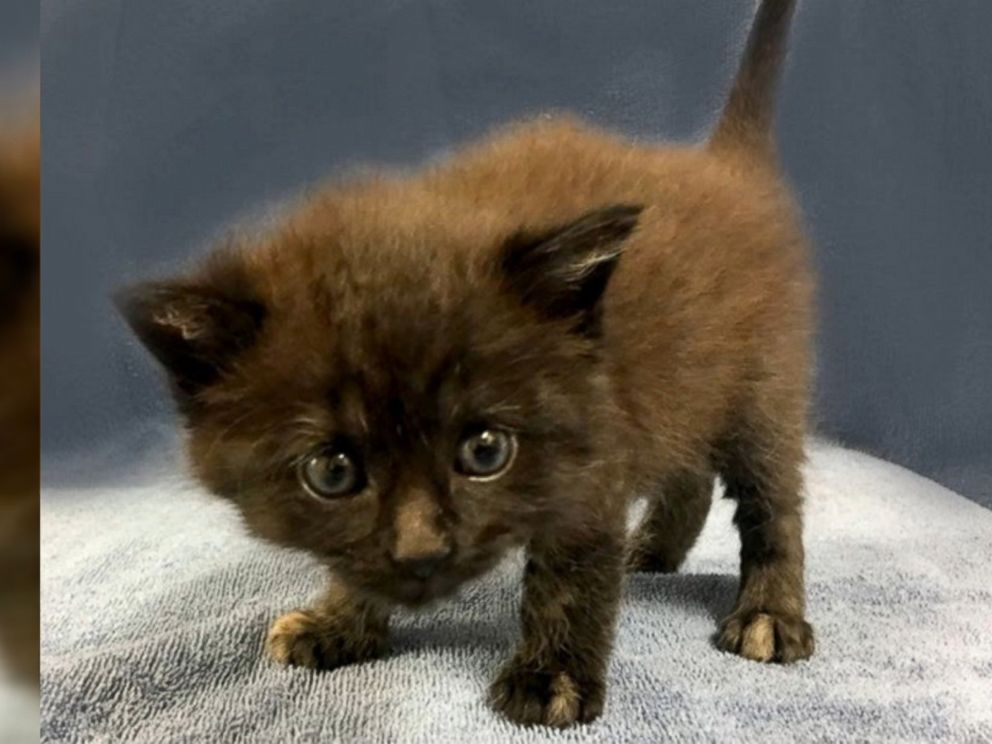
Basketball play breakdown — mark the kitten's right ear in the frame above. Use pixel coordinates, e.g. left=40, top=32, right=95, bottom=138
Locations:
left=114, top=279, right=266, bottom=396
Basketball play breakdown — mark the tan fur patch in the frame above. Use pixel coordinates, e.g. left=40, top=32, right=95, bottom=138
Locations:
left=545, top=672, right=581, bottom=727
left=392, top=489, right=447, bottom=562
left=265, top=610, right=314, bottom=665
left=739, top=612, right=776, bottom=662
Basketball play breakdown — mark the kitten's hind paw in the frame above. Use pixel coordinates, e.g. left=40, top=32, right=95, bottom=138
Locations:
left=265, top=609, right=386, bottom=670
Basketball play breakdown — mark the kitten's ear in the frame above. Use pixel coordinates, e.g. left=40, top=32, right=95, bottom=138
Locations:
left=499, top=204, right=642, bottom=336
left=114, top=278, right=266, bottom=396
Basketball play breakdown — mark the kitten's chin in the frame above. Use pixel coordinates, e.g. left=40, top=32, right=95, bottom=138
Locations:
left=386, top=574, right=462, bottom=608
left=364, top=563, right=495, bottom=607
left=344, top=549, right=510, bottom=607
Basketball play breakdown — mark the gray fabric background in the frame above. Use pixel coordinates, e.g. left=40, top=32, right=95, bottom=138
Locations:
left=0, top=0, right=35, bottom=69
left=0, top=0, right=37, bottom=102
left=41, top=1, right=992, bottom=505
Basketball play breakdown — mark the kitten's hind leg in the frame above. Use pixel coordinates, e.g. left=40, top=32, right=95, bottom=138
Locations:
left=627, top=470, right=714, bottom=574
left=714, top=409, right=814, bottom=664
left=266, top=579, right=390, bottom=670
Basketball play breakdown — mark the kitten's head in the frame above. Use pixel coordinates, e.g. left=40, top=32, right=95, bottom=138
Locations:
left=118, top=187, right=640, bottom=606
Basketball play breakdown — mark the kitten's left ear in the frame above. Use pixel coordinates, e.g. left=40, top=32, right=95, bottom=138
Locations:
left=499, top=204, right=642, bottom=336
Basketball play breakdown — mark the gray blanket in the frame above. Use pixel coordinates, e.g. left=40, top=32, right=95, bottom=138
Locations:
left=41, top=441, right=992, bottom=742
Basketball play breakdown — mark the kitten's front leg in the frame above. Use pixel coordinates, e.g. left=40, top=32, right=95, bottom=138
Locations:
left=490, top=526, right=625, bottom=727
left=266, top=580, right=389, bottom=670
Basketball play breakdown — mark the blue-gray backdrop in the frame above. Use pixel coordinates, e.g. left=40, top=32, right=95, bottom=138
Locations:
left=41, top=1, right=992, bottom=506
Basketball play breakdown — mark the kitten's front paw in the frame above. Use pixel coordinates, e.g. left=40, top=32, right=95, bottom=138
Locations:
left=265, top=609, right=386, bottom=670
left=489, top=661, right=604, bottom=728
left=717, top=609, right=814, bottom=663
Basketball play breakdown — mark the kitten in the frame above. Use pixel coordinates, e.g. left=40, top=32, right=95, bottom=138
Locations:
left=119, top=0, right=813, bottom=727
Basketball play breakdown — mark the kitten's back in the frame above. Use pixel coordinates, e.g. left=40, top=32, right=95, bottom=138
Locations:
left=422, top=114, right=811, bottom=460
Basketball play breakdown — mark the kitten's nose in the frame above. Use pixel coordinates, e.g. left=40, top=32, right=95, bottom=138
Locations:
left=393, top=546, right=452, bottom=580
left=391, top=487, right=451, bottom=579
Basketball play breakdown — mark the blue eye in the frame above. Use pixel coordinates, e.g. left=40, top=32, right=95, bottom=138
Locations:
left=455, top=428, right=517, bottom=479
left=298, top=450, right=364, bottom=498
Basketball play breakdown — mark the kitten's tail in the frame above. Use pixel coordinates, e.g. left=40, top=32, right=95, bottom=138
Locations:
left=709, top=0, right=797, bottom=156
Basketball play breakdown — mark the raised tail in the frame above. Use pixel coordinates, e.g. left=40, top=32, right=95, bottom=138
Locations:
left=709, top=0, right=797, bottom=155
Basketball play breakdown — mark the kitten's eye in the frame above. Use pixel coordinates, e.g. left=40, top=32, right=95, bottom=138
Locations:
left=298, top=450, right=364, bottom=499
left=455, top=428, right=517, bottom=479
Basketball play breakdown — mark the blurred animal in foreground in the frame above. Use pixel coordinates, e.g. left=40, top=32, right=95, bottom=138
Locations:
left=0, top=110, right=40, bottom=685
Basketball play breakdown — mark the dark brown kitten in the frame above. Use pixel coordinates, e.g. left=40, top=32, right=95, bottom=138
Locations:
left=119, top=0, right=813, bottom=727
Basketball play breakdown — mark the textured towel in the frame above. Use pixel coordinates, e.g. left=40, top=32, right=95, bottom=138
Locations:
left=41, top=441, right=992, bottom=742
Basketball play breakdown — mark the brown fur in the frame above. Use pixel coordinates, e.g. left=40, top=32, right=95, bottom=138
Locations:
left=120, top=0, right=812, bottom=727
left=0, top=110, right=40, bottom=686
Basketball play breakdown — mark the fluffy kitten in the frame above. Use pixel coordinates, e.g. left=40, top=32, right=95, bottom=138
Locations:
left=120, top=0, right=813, bottom=727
